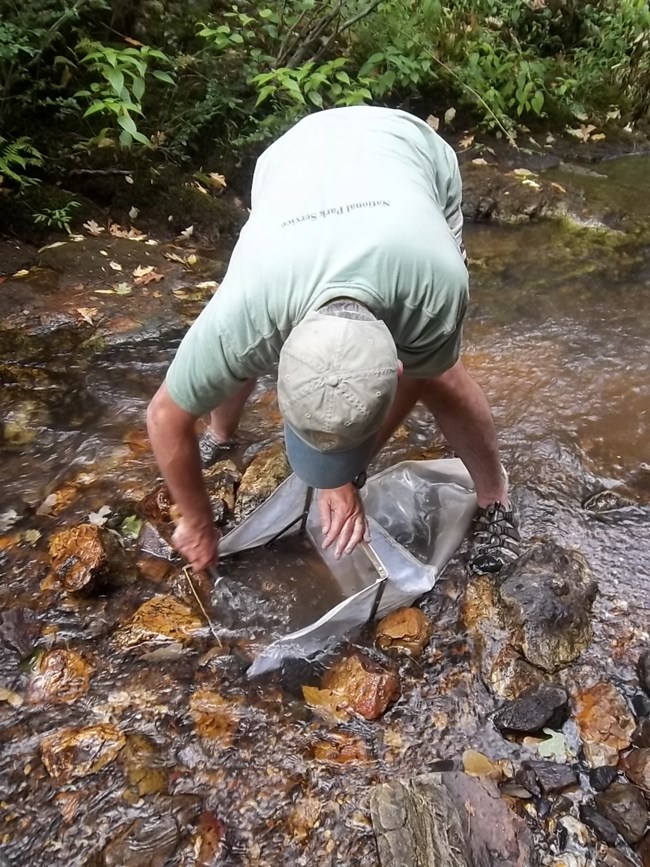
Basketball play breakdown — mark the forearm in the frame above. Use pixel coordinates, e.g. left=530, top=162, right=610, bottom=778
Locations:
left=146, top=385, right=213, bottom=527
left=421, top=360, right=507, bottom=506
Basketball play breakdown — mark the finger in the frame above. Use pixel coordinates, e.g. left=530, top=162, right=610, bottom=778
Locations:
left=334, top=515, right=359, bottom=559
left=318, top=494, right=332, bottom=539
left=322, top=507, right=349, bottom=551
left=343, top=517, right=367, bottom=556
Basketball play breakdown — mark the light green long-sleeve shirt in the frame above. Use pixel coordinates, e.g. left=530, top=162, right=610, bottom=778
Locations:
left=166, top=106, right=469, bottom=416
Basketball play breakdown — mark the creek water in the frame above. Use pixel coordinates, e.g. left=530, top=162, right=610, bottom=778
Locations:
left=0, top=157, right=649, bottom=866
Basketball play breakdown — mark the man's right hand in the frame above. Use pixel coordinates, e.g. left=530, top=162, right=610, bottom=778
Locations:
left=171, top=516, right=220, bottom=573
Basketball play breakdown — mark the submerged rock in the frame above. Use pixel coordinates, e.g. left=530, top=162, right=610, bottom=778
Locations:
left=493, top=683, right=569, bottom=734
left=594, top=782, right=648, bottom=844
left=319, top=652, right=400, bottom=721
left=579, top=803, right=619, bottom=845
left=189, top=687, right=240, bottom=746
left=497, top=540, right=597, bottom=672
left=48, top=523, right=118, bottom=593
left=113, top=595, right=204, bottom=649
left=121, top=733, right=169, bottom=797
left=312, top=733, right=369, bottom=764
left=574, top=682, right=636, bottom=766
left=632, top=718, right=650, bottom=748
left=619, top=748, right=650, bottom=795
left=375, top=607, right=432, bottom=658
left=27, top=649, right=92, bottom=704
left=203, top=458, right=241, bottom=524
left=515, top=759, right=578, bottom=796
left=40, top=723, right=126, bottom=781
left=139, top=483, right=173, bottom=524
left=233, top=442, right=290, bottom=523
left=461, top=749, right=507, bottom=783
left=99, top=813, right=180, bottom=867
left=487, top=646, right=548, bottom=700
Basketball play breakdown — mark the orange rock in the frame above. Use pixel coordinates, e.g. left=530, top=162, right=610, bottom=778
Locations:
left=312, top=733, right=369, bottom=763
left=375, top=607, right=432, bottom=658
left=48, top=523, right=115, bottom=593
left=320, top=652, right=400, bottom=720
left=27, top=649, right=91, bottom=705
left=619, top=748, right=650, bottom=794
left=41, top=724, right=125, bottom=780
left=189, top=688, right=240, bottom=745
left=574, top=682, right=636, bottom=766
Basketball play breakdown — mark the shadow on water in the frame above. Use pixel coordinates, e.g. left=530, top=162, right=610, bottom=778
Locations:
left=0, top=158, right=649, bottom=865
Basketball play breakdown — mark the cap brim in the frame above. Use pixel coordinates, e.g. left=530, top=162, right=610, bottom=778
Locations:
left=284, top=423, right=375, bottom=489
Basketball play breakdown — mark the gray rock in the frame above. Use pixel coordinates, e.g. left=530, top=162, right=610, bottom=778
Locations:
left=515, top=760, right=578, bottom=796
left=579, top=804, right=620, bottom=845
left=637, top=650, right=650, bottom=697
left=497, top=540, right=597, bottom=672
left=632, top=692, right=650, bottom=718
left=493, top=683, right=569, bottom=734
left=590, top=765, right=618, bottom=792
left=370, top=771, right=536, bottom=866
left=597, top=849, right=637, bottom=867
left=595, top=783, right=648, bottom=845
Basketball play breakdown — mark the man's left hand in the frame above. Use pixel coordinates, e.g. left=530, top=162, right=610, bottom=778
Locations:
left=318, top=483, right=369, bottom=559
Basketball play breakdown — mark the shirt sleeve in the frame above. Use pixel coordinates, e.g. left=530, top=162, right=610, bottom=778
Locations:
left=397, top=315, right=465, bottom=378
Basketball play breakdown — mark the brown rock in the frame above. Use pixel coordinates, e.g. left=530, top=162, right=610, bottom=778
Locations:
left=312, top=733, right=369, bottom=764
left=637, top=833, right=650, bottom=866
left=48, top=523, right=117, bottom=593
left=139, top=483, right=173, bottom=524
left=488, top=646, right=547, bottom=700
left=113, top=595, right=204, bottom=649
left=233, top=442, right=290, bottom=522
left=594, top=782, right=648, bottom=844
left=121, top=734, right=169, bottom=797
left=27, top=649, right=91, bottom=704
left=375, top=607, right=432, bottom=658
left=190, top=811, right=226, bottom=866
left=461, top=749, right=506, bottom=782
left=619, top=748, right=650, bottom=795
left=287, top=795, right=321, bottom=843
left=320, top=652, right=400, bottom=720
left=204, top=458, right=241, bottom=524
left=189, top=688, right=239, bottom=745
left=100, top=813, right=180, bottom=867
left=41, top=723, right=126, bottom=781
left=575, top=682, right=637, bottom=766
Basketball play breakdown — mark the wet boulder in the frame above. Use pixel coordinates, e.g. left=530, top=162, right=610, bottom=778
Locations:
left=139, top=483, right=173, bottom=524
left=121, top=733, right=169, bottom=797
left=497, top=540, right=597, bottom=672
left=318, top=652, right=400, bottom=721
left=312, top=733, right=369, bottom=764
left=48, top=523, right=118, bottom=593
left=637, top=833, right=650, bottom=865
left=598, top=850, right=638, bottom=867
left=579, top=804, right=620, bottom=845
left=113, top=595, right=204, bottom=649
left=619, top=748, right=650, bottom=795
left=233, top=442, right=290, bottom=523
left=632, top=718, right=650, bottom=748
left=492, top=683, right=569, bottom=735
left=515, top=760, right=578, bottom=796
left=27, top=649, right=92, bottom=704
left=574, top=682, right=636, bottom=767
left=375, top=607, right=432, bottom=658
left=40, top=723, right=126, bottom=781
left=594, top=782, right=648, bottom=845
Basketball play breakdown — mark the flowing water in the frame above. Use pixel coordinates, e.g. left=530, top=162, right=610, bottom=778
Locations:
left=0, top=157, right=649, bottom=866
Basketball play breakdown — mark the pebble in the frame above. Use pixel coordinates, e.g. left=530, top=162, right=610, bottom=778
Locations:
left=493, top=683, right=569, bottom=734
left=619, top=748, right=650, bottom=795
left=515, top=759, right=578, bottom=796
left=579, top=803, right=619, bottom=845
left=637, top=650, right=650, bottom=696
left=589, top=765, right=618, bottom=792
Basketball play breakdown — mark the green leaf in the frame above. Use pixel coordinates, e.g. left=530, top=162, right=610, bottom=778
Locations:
left=117, top=113, right=138, bottom=136
left=83, top=100, right=109, bottom=118
left=105, top=67, right=124, bottom=97
left=152, top=70, right=175, bottom=85
left=531, top=90, right=544, bottom=114
left=131, top=75, right=145, bottom=102
left=120, top=514, right=143, bottom=539
left=307, top=90, right=323, bottom=108
left=255, top=84, right=276, bottom=106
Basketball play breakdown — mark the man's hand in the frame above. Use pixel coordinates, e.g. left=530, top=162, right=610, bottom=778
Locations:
left=171, top=517, right=220, bottom=573
left=318, top=483, right=369, bottom=559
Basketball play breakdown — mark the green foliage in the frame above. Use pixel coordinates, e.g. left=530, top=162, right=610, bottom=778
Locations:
left=75, top=41, right=175, bottom=147
left=33, top=199, right=80, bottom=232
left=0, top=136, right=43, bottom=188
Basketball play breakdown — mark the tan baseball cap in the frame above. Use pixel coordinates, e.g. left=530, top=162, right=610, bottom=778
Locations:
left=278, top=309, right=399, bottom=488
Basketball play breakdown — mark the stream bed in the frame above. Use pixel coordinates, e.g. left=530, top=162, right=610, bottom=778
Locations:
left=0, top=155, right=649, bottom=866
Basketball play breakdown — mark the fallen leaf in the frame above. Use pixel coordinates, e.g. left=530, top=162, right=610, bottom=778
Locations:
left=22, top=529, right=41, bottom=544
left=207, top=172, right=227, bottom=191
left=302, top=685, right=350, bottom=723
left=521, top=179, right=541, bottom=189
left=113, top=282, right=132, bottom=295
left=192, top=180, right=209, bottom=195
left=109, top=224, right=147, bottom=241
left=512, top=167, right=536, bottom=178
left=426, top=114, right=440, bottom=131
left=76, top=307, right=98, bottom=325
left=69, top=234, right=85, bottom=243
left=178, top=225, right=194, bottom=241
left=458, top=133, right=475, bottom=150
left=124, top=36, right=143, bottom=46
left=444, top=107, right=456, bottom=125
left=132, top=265, right=154, bottom=278
left=537, top=728, right=575, bottom=762
left=38, top=241, right=67, bottom=252
left=471, top=157, right=488, bottom=166
left=566, top=124, right=597, bottom=142
left=196, top=281, right=219, bottom=291
left=120, top=515, right=143, bottom=539
left=590, top=133, right=606, bottom=141
left=606, top=108, right=621, bottom=120
left=128, top=206, right=139, bottom=220
left=125, top=175, right=134, bottom=184
left=12, top=269, right=30, bottom=277
left=83, top=220, right=105, bottom=236
left=0, top=688, right=23, bottom=708
left=88, top=505, right=111, bottom=527
left=134, top=270, right=163, bottom=286
left=109, top=260, right=123, bottom=271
